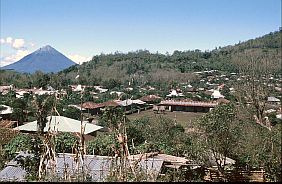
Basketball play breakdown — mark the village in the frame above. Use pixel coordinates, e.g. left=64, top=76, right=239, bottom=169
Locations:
left=1, top=0, right=281, bottom=181
left=0, top=69, right=281, bottom=182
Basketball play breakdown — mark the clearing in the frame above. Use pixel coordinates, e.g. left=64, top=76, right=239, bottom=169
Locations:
left=127, top=109, right=205, bottom=129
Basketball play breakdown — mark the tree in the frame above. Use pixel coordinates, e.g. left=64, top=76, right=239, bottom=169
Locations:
left=61, top=106, right=81, bottom=120
left=233, top=50, right=277, bottom=130
left=10, top=98, right=27, bottom=124
left=32, top=94, right=54, bottom=135
left=195, top=104, right=241, bottom=180
left=55, top=132, right=78, bottom=153
left=86, top=133, right=118, bottom=156
left=126, top=116, right=189, bottom=156
left=4, top=134, right=34, bottom=159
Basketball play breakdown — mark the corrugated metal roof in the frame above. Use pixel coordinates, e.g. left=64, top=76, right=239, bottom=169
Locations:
left=0, top=105, right=13, bottom=114
left=0, top=152, right=164, bottom=182
left=81, top=102, right=103, bottom=109
left=14, top=116, right=103, bottom=134
left=48, top=153, right=164, bottom=181
left=160, top=100, right=218, bottom=107
left=0, top=166, right=26, bottom=181
left=140, top=95, right=161, bottom=102
left=267, top=96, right=280, bottom=102
left=53, top=155, right=112, bottom=181
left=0, top=152, right=30, bottom=181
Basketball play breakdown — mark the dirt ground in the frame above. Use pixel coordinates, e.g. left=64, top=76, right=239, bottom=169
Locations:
left=127, top=109, right=205, bottom=129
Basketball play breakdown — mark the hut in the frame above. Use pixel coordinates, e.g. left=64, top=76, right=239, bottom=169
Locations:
left=159, top=100, right=218, bottom=113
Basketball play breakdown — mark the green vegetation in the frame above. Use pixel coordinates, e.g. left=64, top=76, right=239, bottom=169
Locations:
left=55, top=132, right=78, bottom=153
left=86, top=133, right=118, bottom=156
left=4, top=134, right=35, bottom=159
left=0, top=30, right=281, bottom=182
left=0, top=30, right=280, bottom=90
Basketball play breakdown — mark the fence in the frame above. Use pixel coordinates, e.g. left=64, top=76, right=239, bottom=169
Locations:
left=204, top=168, right=265, bottom=182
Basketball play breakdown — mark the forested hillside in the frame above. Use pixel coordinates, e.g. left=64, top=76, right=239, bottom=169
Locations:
left=0, top=30, right=281, bottom=182
left=0, top=30, right=281, bottom=89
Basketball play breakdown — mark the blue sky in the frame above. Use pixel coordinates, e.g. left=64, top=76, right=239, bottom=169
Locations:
left=0, top=0, right=281, bottom=66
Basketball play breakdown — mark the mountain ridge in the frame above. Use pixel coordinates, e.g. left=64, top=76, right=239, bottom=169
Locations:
left=1, top=45, right=77, bottom=73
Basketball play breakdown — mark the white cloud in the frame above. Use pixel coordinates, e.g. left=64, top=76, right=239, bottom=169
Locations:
left=0, top=37, right=34, bottom=67
left=6, top=37, right=13, bottom=44
left=67, top=54, right=91, bottom=64
left=1, top=37, right=27, bottom=50
left=0, top=49, right=30, bottom=67
left=0, top=39, right=5, bottom=44
left=12, top=39, right=25, bottom=49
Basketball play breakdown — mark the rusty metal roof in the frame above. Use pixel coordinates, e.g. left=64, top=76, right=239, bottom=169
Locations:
left=81, top=102, right=100, bottom=109
left=160, top=100, right=218, bottom=108
left=140, top=95, right=161, bottom=102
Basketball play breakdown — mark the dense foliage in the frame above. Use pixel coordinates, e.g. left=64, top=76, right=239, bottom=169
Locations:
left=0, top=30, right=280, bottom=90
left=55, top=132, right=78, bottom=153
left=4, top=134, right=36, bottom=159
left=126, top=117, right=189, bottom=156
left=192, top=104, right=281, bottom=181
left=0, top=30, right=281, bottom=182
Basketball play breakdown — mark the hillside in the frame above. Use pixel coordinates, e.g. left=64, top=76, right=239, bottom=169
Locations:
left=57, top=30, right=281, bottom=86
left=0, top=30, right=281, bottom=88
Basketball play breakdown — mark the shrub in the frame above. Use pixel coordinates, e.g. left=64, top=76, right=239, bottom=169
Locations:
left=55, top=132, right=78, bottom=153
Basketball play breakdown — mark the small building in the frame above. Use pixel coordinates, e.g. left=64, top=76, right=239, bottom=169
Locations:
left=81, top=101, right=105, bottom=115
left=167, top=89, right=184, bottom=97
left=217, top=98, right=230, bottom=104
left=0, top=152, right=164, bottom=182
left=159, top=100, right=218, bottom=113
left=0, top=105, right=13, bottom=120
left=117, top=99, right=147, bottom=113
left=267, top=96, right=280, bottom=104
left=139, top=95, right=161, bottom=104
left=14, top=116, right=103, bottom=136
left=211, top=90, right=224, bottom=99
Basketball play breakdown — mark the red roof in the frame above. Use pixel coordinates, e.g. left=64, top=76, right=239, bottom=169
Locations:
left=160, top=100, right=218, bottom=108
left=81, top=102, right=102, bottom=109
left=101, top=101, right=119, bottom=107
left=140, top=95, right=161, bottom=102
left=81, top=100, right=120, bottom=109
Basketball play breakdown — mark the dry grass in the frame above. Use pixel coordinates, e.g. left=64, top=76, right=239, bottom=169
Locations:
left=127, top=109, right=205, bottom=130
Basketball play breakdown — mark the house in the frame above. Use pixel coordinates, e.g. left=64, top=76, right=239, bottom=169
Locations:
left=0, top=85, right=13, bottom=95
left=129, top=152, right=198, bottom=169
left=117, top=99, right=147, bottom=113
left=0, top=152, right=29, bottom=181
left=167, top=89, right=184, bottom=97
left=67, top=104, right=86, bottom=111
left=14, top=116, right=103, bottom=136
left=186, top=87, right=198, bottom=93
left=128, top=151, right=254, bottom=182
left=81, top=101, right=105, bottom=115
left=0, top=120, right=19, bottom=128
left=101, top=100, right=120, bottom=107
left=211, top=90, right=224, bottom=99
left=0, top=105, right=13, bottom=120
left=159, top=100, right=218, bottom=113
left=94, top=86, right=108, bottom=93
left=73, top=100, right=121, bottom=116
left=267, top=96, right=280, bottom=104
left=139, top=95, right=161, bottom=104
left=217, top=98, right=230, bottom=104
left=73, top=84, right=83, bottom=92
left=0, top=152, right=164, bottom=182
left=153, top=105, right=166, bottom=114
left=110, top=91, right=123, bottom=96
